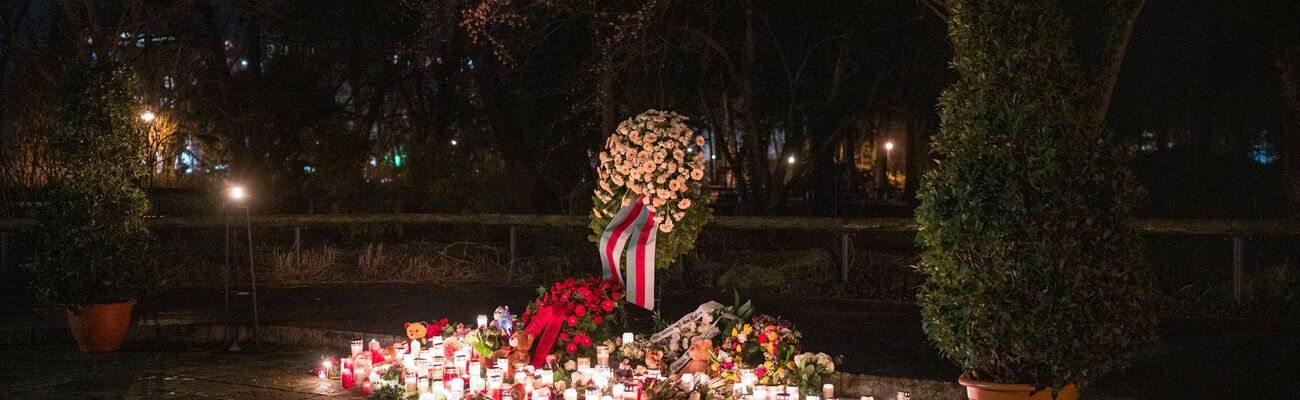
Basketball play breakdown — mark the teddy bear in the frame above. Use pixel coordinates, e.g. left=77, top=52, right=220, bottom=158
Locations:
left=644, top=347, right=665, bottom=370
left=681, top=338, right=712, bottom=375
left=405, top=321, right=429, bottom=343
left=506, top=330, right=534, bottom=367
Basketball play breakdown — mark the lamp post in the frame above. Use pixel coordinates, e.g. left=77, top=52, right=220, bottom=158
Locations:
left=224, top=185, right=260, bottom=351
left=883, top=141, right=894, bottom=191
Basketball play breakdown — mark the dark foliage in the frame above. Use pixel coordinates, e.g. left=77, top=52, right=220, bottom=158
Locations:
left=915, top=0, right=1155, bottom=389
left=33, top=65, right=156, bottom=307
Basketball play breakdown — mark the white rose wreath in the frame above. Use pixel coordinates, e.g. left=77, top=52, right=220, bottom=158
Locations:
left=589, top=110, right=713, bottom=269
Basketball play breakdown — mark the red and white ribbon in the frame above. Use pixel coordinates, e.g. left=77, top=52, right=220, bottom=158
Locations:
left=598, top=195, right=657, bottom=310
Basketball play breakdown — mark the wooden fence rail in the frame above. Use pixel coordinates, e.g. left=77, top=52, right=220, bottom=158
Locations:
left=1, top=214, right=1297, bottom=234
left=2, top=214, right=1297, bottom=302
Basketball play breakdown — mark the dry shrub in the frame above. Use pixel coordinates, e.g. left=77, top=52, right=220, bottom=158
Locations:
left=270, top=245, right=338, bottom=283
left=358, top=243, right=387, bottom=279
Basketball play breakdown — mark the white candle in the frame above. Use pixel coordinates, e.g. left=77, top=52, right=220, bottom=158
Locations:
left=786, top=385, right=800, bottom=400
left=596, top=346, right=610, bottom=367
left=420, top=393, right=435, bottom=400
left=612, top=384, right=624, bottom=400
left=418, top=377, right=430, bottom=393
left=564, top=388, right=578, bottom=400
left=532, top=389, right=550, bottom=400
left=896, top=392, right=911, bottom=400
left=351, top=340, right=364, bottom=356
left=822, top=383, right=834, bottom=399
left=806, top=396, right=821, bottom=400
left=514, top=371, right=527, bottom=384
left=411, top=339, right=422, bottom=355
left=470, top=361, right=482, bottom=377
left=622, top=332, right=634, bottom=344
left=497, top=358, right=509, bottom=371
left=585, top=389, right=599, bottom=400
left=860, top=397, right=875, bottom=400
left=450, top=377, right=465, bottom=399
left=478, top=315, right=489, bottom=328
left=602, top=396, right=613, bottom=400
left=754, top=386, right=769, bottom=400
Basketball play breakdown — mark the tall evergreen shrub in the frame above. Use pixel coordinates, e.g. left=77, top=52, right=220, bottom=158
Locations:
left=915, top=0, right=1155, bottom=390
left=34, top=65, right=155, bottom=308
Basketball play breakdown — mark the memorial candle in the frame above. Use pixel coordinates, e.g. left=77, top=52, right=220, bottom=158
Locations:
left=351, top=339, right=364, bottom=356
left=612, top=384, right=624, bottom=400
left=563, top=388, right=578, bottom=400
left=621, top=332, right=634, bottom=345
left=417, top=377, right=430, bottom=394
left=362, top=381, right=372, bottom=395
left=341, top=367, right=355, bottom=389
left=596, top=346, right=610, bottom=367
left=822, top=384, right=834, bottom=399
left=478, top=314, right=489, bottom=328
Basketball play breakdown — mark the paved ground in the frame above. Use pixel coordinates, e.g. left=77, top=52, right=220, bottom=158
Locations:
left=2, top=284, right=1298, bottom=399
left=0, top=343, right=343, bottom=399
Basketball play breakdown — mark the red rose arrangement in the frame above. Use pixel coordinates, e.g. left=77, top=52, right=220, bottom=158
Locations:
left=520, top=277, right=624, bottom=363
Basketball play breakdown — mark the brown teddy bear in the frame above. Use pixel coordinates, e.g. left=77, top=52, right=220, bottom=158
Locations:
left=681, top=338, right=712, bottom=375
left=405, top=321, right=428, bottom=343
left=644, top=347, right=665, bottom=370
left=506, top=330, right=534, bottom=367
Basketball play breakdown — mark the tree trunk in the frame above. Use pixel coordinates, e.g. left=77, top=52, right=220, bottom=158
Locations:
left=1093, top=0, right=1145, bottom=131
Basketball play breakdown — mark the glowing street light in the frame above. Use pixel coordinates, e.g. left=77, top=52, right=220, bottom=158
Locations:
left=786, top=155, right=796, bottom=165
left=140, top=110, right=156, bottom=123
left=884, top=141, right=894, bottom=152
left=450, top=139, right=459, bottom=146
left=223, top=183, right=258, bottom=351
left=228, top=186, right=246, bottom=201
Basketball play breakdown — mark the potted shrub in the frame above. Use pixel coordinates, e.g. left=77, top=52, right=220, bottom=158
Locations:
left=915, top=1, right=1155, bottom=398
left=33, top=65, right=156, bottom=352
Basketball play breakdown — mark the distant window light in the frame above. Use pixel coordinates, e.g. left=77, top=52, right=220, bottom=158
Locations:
left=239, top=59, right=249, bottom=69
left=1251, top=130, right=1278, bottom=165
left=467, top=58, right=475, bottom=70
left=214, top=163, right=229, bottom=171
left=303, top=165, right=316, bottom=174
left=164, top=76, right=175, bottom=89
left=392, top=54, right=400, bottom=64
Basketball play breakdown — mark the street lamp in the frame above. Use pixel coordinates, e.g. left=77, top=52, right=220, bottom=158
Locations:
left=884, top=141, right=894, bottom=152
left=140, top=110, right=156, bottom=123
left=224, top=185, right=260, bottom=351
left=786, top=155, right=796, bottom=165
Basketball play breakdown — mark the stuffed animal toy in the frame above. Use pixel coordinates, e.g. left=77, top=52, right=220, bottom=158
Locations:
left=493, top=306, right=514, bottom=333
left=506, top=330, right=534, bottom=367
left=644, top=347, right=665, bottom=370
left=405, top=321, right=429, bottom=343
left=681, top=338, right=712, bottom=375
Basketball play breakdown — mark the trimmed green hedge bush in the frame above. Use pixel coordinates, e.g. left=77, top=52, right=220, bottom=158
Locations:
left=34, top=65, right=156, bottom=308
left=915, top=0, right=1155, bottom=391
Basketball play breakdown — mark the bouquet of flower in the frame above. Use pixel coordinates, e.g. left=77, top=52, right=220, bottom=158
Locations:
left=791, top=352, right=837, bottom=395
left=714, top=315, right=802, bottom=385
left=590, top=110, right=713, bottom=269
left=520, top=277, right=624, bottom=363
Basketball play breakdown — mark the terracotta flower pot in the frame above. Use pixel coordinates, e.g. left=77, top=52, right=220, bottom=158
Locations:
left=66, top=301, right=135, bottom=352
left=959, top=375, right=1079, bottom=400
